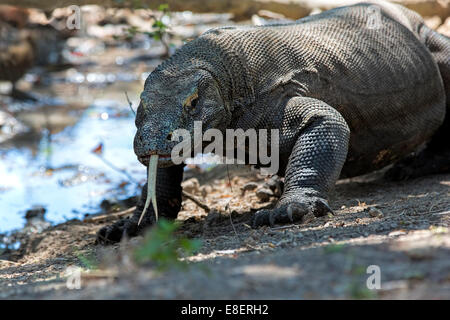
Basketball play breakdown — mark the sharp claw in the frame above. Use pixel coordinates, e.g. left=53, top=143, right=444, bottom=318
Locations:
left=253, top=197, right=330, bottom=228
left=287, top=205, right=294, bottom=222
left=318, top=199, right=334, bottom=217
left=324, top=202, right=334, bottom=215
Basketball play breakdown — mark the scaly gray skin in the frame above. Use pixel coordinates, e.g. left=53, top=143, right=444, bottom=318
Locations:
left=97, top=0, right=449, bottom=244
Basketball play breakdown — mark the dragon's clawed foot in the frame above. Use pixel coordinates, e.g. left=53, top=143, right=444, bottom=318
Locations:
left=96, top=214, right=156, bottom=245
left=252, top=196, right=333, bottom=227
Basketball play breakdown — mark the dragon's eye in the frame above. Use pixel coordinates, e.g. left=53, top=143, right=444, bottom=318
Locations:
left=184, top=90, right=199, bottom=110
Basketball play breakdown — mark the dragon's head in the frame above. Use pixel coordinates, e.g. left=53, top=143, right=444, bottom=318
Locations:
left=134, top=67, right=229, bottom=168
left=133, top=66, right=231, bottom=225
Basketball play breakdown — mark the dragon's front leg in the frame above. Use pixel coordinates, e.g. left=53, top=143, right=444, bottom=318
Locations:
left=253, top=97, right=350, bottom=227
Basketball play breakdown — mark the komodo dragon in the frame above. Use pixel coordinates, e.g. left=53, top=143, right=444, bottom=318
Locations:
left=97, top=0, right=450, bottom=244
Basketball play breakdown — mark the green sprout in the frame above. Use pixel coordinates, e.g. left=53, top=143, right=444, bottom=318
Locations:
left=74, top=248, right=98, bottom=270
left=348, top=281, right=378, bottom=299
left=123, top=4, right=172, bottom=58
left=133, top=218, right=202, bottom=271
left=323, top=243, right=346, bottom=254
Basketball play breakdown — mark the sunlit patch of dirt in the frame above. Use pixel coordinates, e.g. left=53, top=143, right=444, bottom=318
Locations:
left=1, top=166, right=449, bottom=299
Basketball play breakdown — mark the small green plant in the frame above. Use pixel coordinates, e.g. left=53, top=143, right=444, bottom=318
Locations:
left=133, top=218, right=202, bottom=271
left=148, top=4, right=170, bottom=41
left=323, top=243, right=346, bottom=254
left=348, top=281, right=377, bottom=299
left=145, top=4, right=171, bottom=57
left=74, top=248, right=98, bottom=270
left=123, top=4, right=172, bottom=58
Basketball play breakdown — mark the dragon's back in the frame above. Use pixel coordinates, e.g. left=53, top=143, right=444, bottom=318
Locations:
left=208, top=3, right=441, bottom=100
left=199, top=2, right=446, bottom=176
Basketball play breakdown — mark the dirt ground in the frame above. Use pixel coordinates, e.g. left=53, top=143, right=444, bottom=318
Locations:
left=1, top=1, right=449, bottom=301
left=0, top=165, right=449, bottom=299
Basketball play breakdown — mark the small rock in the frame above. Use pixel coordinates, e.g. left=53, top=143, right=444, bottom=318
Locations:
left=264, top=175, right=279, bottom=189
left=241, top=182, right=259, bottom=193
left=438, top=17, right=450, bottom=37
left=199, top=185, right=212, bottom=198
left=263, top=175, right=284, bottom=196
left=424, top=15, right=442, bottom=30
left=0, top=111, right=28, bottom=143
left=388, top=230, right=407, bottom=237
left=309, top=8, right=322, bottom=16
left=231, top=176, right=240, bottom=185
left=257, top=9, right=287, bottom=20
left=25, top=205, right=46, bottom=220
left=243, top=236, right=257, bottom=247
left=368, top=207, right=383, bottom=218
left=255, top=187, right=273, bottom=202
left=182, top=178, right=200, bottom=194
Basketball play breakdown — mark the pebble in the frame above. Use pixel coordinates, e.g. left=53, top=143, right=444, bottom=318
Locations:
left=368, top=207, right=383, bottom=218
left=424, top=16, right=442, bottom=30
left=25, top=205, right=46, bottom=220
left=241, top=182, right=259, bottom=192
left=388, top=230, right=407, bottom=237
left=182, top=178, right=200, bottom=194
left=200, top=185, right=212, bottom=198
left=263, top=175, right=284, bottom=196
left=255, top=188, right=273, bottom=202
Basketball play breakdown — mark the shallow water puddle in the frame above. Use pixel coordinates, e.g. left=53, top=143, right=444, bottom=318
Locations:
left=0, top=10, right=236, bottom=236
left=0, top=99, right=146, bottom=233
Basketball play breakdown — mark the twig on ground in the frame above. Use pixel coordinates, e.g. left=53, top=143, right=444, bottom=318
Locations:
left=125, top=91, right=136, bottom=115
left=430, top=210, right=450, bottom=216
left=0, top=259, right=19, bottom=265
left=270, top=224, right=300, bottom=230
left=84, top=206, right=136, bottom=223
left=182, top=191, right=211, bottom=213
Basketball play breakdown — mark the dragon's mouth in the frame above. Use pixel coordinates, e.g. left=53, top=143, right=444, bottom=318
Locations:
left=138, top=153, right=171, bottom=166
left=136, top=152, right=173, bottom=226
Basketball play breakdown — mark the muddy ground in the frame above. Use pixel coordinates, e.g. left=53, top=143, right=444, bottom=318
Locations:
left=0, top=165, right=449, bottom=299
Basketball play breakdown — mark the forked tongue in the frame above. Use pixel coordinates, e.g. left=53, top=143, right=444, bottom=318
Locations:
left=137, top=154, right=159, bottom=226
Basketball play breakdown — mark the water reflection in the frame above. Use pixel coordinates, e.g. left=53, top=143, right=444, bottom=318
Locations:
left=0, top=7, right=235, bottom=235
left=0, top=99, right=146, bottom=233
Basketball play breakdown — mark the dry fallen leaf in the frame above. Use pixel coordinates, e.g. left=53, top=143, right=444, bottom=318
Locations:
left=91, top=143, right=104, bottom=155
